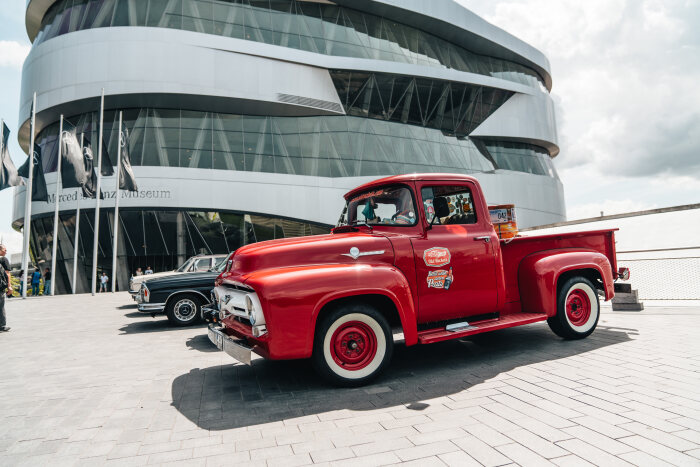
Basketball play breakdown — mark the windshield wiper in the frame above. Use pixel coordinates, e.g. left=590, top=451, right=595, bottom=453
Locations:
left=351, top=220, right=373, bottom=232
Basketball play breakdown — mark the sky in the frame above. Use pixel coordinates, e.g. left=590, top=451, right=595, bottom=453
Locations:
left=1, top=0, right=699, bottom=254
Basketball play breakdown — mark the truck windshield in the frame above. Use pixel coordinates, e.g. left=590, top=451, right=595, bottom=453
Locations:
left=339, top=186, right=417, bottom=227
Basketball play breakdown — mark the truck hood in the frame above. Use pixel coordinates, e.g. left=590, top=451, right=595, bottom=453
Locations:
left=224, top=233, right=395, bottom=280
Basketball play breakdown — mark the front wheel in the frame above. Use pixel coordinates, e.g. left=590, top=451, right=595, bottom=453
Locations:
left=166, top=294, right=202, bottom=327
left=548, top=276, right=600, bottom=339
left=313, top=304, right=393, bottom=387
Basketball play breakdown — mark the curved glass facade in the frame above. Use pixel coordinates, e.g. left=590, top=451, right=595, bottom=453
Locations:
left=35, top=108, right=557, bottom=179
left=331, top=71, right=513, bottom=137
left=484, top=141, right=558, bottom=178
left=34, top=0, right=547, bottom=91
left=28, top=208, right=330, bottom=294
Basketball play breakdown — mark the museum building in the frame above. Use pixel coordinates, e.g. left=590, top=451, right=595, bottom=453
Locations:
left=14, top=0, right=563, bottom=293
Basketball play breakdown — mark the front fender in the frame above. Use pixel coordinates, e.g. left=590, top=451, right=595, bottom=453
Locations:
left=244, top=264, right=417, bottom=359
left=518, top=249, right=614, bottom=317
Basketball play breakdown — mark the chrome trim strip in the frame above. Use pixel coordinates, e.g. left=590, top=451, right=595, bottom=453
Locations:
left=342, top=249, right=385, bottom=259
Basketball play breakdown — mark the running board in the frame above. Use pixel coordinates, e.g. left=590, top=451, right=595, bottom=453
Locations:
left=417, top=313, right=548, bottom=344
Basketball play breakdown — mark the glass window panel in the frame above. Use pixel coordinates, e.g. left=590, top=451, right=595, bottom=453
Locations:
left=129, top=0, right=148, bottom=26
left=147, top=0, right=167, bottom=27
left=163, top=0, right=182, bottom=29
left=92, top=0, right=116, bottom=28
left=112, top=0, right=129, bottom=26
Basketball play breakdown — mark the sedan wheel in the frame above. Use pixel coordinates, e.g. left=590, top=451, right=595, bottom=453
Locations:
left=166, top=294, right=201, bottom=326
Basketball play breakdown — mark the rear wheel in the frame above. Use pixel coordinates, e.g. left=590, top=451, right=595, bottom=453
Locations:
left=166, top=294, right=202, bottom=327
left=313, top=304, right=393, bottom=386
left=548, top=276, right=600, bottom=339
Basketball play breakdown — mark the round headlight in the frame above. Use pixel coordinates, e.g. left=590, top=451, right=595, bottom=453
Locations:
left=246, top=295, right=256, bottom=325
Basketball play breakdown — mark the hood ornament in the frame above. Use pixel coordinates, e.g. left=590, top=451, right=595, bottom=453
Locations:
left=342, top=247, right=385, bottom=259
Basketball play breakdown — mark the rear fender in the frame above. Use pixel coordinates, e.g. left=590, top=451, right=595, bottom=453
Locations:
left=244, top=264, right=417, bottom=359
left=518, top=249, right=614, bottom=317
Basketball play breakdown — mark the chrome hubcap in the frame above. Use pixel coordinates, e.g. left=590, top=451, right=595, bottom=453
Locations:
left=174, top=299, right=197, bottom=321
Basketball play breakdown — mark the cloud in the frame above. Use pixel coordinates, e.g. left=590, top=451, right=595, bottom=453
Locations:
left=460, top=0, right=700, bottom=219
left=462, top=0, right=700, bottom=180
left=0, top=40, right=30, bottom=70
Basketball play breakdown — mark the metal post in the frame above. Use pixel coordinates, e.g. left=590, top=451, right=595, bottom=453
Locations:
left=21, top=92, right=37, bottom=299
left=49, top=115, right=64, bottom=296
left=91, top=89, right=105, bottom=295
left=111, top=111, right=122, bottom=292
left=71, top=133, right=83, bottom=294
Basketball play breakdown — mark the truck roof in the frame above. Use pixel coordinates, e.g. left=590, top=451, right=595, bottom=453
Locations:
left=344, top=173, right=480, bottom=200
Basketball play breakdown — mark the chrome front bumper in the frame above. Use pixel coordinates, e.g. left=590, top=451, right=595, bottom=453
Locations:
left=137, top=302, right=165, bottom=312
left=207, top=325, right=252, bottom=365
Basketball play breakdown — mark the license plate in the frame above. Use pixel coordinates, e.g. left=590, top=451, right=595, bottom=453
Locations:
left=216, top=334, right=223, bottom=350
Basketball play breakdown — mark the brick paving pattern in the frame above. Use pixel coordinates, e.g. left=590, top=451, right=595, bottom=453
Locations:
left=1, top=293, right=699, bottom=466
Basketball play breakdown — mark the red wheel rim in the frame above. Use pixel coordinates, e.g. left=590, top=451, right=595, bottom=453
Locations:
left=566, top=289, right=591, bottom=326
left=330, top=321, right=378, bottom=371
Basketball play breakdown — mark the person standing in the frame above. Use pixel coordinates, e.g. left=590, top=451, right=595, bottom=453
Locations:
left=18, top=269, right=24, bottom=296
left=31, top=268, right=42, bottom=296
left=135, top=267, right=143, bottom=276
left=44, top=267, right=52, bottom=296
left=0, top=244, right=12, bottom=332
left=145, top=266, right=153, bottom=275
left=100, top=272, right=109, bottom=293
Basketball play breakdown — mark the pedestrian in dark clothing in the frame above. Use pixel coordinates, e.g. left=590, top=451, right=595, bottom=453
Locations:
left=31, top=269, right=42, bottom=296
left=44, top=268, right=52, bottom=295
left=18, top=269, right=23, bottom=296
left=0, top=244, right=12, bottom=332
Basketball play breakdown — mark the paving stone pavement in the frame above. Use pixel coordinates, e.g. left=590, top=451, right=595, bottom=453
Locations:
left=1, top=293, right=699, bottom=466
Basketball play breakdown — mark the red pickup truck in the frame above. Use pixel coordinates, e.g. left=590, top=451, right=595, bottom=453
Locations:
left=207, top=174, right=627, bottom=386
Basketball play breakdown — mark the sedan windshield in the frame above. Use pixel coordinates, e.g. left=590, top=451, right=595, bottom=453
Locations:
left=339, top=186, right=417, bottom=227
left=176, top=257, right=195, bottom=272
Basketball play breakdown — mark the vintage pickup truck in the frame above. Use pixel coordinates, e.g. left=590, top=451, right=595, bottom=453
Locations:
left=207, top=174, right=628, bottom=386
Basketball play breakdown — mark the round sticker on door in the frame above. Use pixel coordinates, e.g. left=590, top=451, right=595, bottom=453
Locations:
left=423, top=247, right=451, bottom=267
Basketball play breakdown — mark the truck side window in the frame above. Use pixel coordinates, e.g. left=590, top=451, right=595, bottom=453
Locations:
left=421, top=186, right=477, bottom=225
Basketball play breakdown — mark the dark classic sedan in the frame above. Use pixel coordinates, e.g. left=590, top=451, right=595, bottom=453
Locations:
left=137, top=254, right=232, bottom=326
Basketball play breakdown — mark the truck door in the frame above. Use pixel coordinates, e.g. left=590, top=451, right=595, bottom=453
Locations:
left=412, top=182, right=499, bottom=324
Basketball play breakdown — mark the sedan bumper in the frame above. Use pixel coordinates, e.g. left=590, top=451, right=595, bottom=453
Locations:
left=137, top=302, right=165, bottom=312
left=208, top=325, right=253, bottom=365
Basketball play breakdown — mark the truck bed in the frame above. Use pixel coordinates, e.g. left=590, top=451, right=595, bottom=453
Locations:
left=500, top=229, right=618, bottom=305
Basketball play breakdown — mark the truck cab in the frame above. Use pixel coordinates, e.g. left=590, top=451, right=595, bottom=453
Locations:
left=207, top=174, right=624, bottom=386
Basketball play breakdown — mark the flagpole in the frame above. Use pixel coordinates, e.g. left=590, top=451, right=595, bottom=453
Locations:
left=72, top=133, right=83, bottom=294
left=91, top=88, right=104, bottom=296
left=21, top=92, right=37, bottom=299
left=49, top=115, right=64, bottom=296
left=111, top=111, right=122, bottom=293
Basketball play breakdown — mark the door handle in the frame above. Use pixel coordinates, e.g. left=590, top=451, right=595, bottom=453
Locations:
left=474, top=236, right=491, bottom=243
